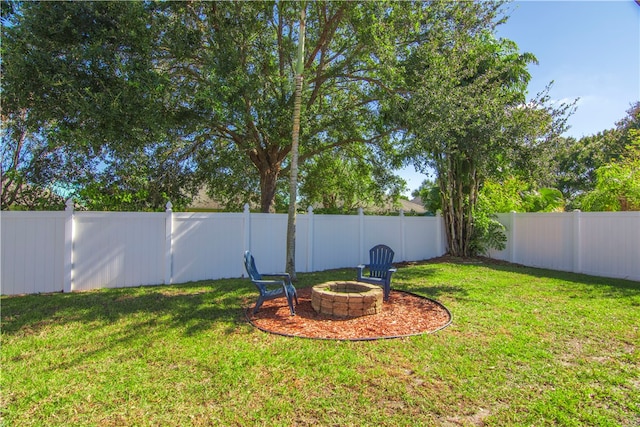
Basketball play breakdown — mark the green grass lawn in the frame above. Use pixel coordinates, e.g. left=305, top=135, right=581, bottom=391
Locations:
left=2, top=260, right=639, bottom=426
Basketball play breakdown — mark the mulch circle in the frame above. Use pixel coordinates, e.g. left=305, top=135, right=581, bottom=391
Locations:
left=244, top=287, right=452, bottom=341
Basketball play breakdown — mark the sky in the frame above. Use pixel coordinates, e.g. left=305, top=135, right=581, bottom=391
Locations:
left=398, top=0, right=640, bottom=197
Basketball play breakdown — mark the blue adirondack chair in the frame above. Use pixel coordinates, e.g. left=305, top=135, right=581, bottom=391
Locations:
left=243, top=251, right=297, bottom=316
left=357, top=244, right=397, bottom=301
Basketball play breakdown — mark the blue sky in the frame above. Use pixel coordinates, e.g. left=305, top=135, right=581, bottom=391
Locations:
left=399, top=0, right=640, bottom=196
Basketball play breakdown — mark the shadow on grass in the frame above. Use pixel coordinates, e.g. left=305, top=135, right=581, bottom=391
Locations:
left=388, top=256, right=640, bottom=306
left=3, top=259, right=637, bottom=342
left=389, top=263, right=468, bottom=302
left=1, top=268, right=375, bottom=341
left=0, top=279, right=257, bottom=338
left=474, top=259, right=640, bottom=299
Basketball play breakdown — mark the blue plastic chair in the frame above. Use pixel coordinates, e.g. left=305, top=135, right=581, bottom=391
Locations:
left=357, top=244, right=397, bottom=301
left=243, top=251, right=297, bottom=316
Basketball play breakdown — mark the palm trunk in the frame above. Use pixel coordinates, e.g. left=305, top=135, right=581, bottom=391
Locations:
left=286, top=4, right=306, bottom=278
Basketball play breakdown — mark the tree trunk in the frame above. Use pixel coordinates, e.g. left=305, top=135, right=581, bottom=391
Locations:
left=439, top=156, right=477, bottom=258
left=259, top=169, right=279, bottom=213
left=286, top=4, right=306, bottom=278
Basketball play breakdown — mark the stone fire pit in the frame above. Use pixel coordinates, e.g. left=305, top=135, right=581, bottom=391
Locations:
left=311, top=281, right=383, bottom=318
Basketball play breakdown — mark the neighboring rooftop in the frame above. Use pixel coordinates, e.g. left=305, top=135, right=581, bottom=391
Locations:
left=187, top=188, right=427, bottom=214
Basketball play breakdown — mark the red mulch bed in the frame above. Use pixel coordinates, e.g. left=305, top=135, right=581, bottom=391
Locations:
left=245, top=288, right=452, bottom=341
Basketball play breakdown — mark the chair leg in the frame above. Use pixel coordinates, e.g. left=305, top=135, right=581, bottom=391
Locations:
left=286, top=284, right=298, bottom=312
left=253, top=297, right=264, bottom=315
left=286, top=293, right=296, bottom=316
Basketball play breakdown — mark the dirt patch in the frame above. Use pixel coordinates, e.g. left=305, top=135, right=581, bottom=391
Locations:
left=245, top=287, right=452, bottom=341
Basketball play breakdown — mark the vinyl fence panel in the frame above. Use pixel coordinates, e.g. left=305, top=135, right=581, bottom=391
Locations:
left=247, top=213, right=289, bottom=274
left=72, top=212, right=166, bottom=291
left=311, top=214, right=361, bottom=272
left=3, top=207, right=636, bottom=296
left=579, top=212, right=640, bottom=281
left=293, top=213, right=311, bottom=273
left=489, top=211, right=639, bottom=281
left=403, top=216, right=443, bottom=261
left=512, top=213, right=575, bottom=272
left=172, top=213, right=246, bottom=283
left=362, top=215, right=403, bottom=262
left=1, top=211, right=66, bottom=295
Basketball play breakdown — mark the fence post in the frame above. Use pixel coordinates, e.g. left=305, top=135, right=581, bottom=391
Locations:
left=509, top=211, right=517, bottom=264
left=399, top=209, right=406, bottom=261
left=573, top=209, right=582, bottom=273
left=307, top=206, right=314, bottom=272
left=358, top=207, right=365, bottom=264
left=63, top=198, right=74, bottom=293
left=435, top=210, right=443, bottom=256
left=164, top=201, right=173, bottom=284
left=243, top=203, right=251, bottom=254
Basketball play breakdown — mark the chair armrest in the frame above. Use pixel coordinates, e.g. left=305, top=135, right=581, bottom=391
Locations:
left=253, top=278, right=291, bottom=296
left=262, top=272, right=291, bottom=280
left=386, top=268, right=397, bottom=280
left=262, top=273, right=293, bottom=289
left=356, top=264, right=368, bottom=281
left=253, top=279, right=286, bottom=288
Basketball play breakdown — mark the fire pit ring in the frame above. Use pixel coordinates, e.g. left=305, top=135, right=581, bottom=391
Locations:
left=311, top=281, right=383, bottom=318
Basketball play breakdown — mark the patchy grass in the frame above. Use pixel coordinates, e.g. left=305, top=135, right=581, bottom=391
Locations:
left=2, top=260, right=639, bottom=426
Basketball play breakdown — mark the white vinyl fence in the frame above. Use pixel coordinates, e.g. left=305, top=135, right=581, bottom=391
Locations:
left=2, top=206, right=638, bottom=296
left=488, top=211, right=640, bottom=281
left=1, top=203, right=445, bottom=295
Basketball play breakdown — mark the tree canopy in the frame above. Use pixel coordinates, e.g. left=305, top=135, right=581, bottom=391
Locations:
left=4, top=0, right=555, bottom=216
left=579, top=124, right=640, bottom=212
left=398, top=7, right=573, bottom=256
left=3, top=1, right=428, bottom=212
left=1, top=1, right=198, bottom=210
left=552, top=102, right=640, bottom=210
left=5, top=0, right=610, bottom=234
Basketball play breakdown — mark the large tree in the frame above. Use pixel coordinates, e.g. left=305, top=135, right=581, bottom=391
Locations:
left=160, top=1, right=421, bottom=212
left=553, top=102, right=640, bottom=208
left=412, top=179, right=441, bottom=215
left=5, top=0, right=576, bottom=222
left=3, top=1, right=426, bottom=212
left=1, top=1, right=198, bottom=210
left=400, top=5, right=571, bottom=256
left=1, top=109, right=68, bottom=210
left=299, top=149, right=406, bottom=213
left=578, top=110, right=640, bottom=212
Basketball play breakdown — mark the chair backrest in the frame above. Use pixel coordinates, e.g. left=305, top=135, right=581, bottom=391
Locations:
left=244, top=251, right=262, bottom=281
left=369, top=244, right=394, bottom=278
